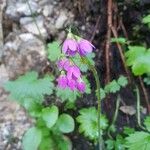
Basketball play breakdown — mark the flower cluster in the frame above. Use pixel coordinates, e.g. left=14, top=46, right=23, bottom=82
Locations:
left=62, top=38, right=95, bottom=56
left=57, top=33, right=95, bottom=93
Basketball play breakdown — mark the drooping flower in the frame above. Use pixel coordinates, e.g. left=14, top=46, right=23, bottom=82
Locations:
left=78, top=39, right=95, bottom=56
left=57, top=59, right=70, bottom=71
left=62, top=39, right=78, bottom=56
left=67, top=65, right=81, bottom=80
left=77, top=81, right=86, bottom=93
left=57, top=74, right=68, bottom=89
left=67, top=78, right=77, bottom=91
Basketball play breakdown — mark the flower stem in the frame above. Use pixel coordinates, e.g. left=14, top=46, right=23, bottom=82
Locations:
left=81, top=57, right=102, bottom=150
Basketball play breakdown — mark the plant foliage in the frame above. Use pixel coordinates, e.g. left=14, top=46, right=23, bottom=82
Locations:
left=76, top=107, right=108, bottom=141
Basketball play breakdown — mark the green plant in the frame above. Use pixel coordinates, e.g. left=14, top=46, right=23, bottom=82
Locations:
left=125, top=116, right=150, bottom=150
left=142, top=14, right=150, bottom=28
left=76, top=107, right=108, bottom=142
left=125, top=46, right=150, bottom=75
left=100, top=75, right=128, bottom=100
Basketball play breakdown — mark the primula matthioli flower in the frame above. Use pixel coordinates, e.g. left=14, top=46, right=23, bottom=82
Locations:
left=67, top=78, right=77, bottom=91
left=57, top=31, right=95, bottom=93
left=57, top=74, right=68, bottom=89
left=62, top=39, right=78, bottom=56
left=57, top=59, right=70, bottom=71
left=78, top=39, right=95, bottom=56
left=67, top=65, right=81, bottom=80
left=77, top=81, right=86, bottom=93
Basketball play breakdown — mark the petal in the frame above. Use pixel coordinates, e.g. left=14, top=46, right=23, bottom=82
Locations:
left=78, top=39, right=95, bottom=55
left=68, top=79, right=76, bottom=91
left=77, top=81, right=86, bottom=93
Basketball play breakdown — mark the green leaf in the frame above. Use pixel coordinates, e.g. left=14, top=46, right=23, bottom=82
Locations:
left=117, top=76, right=128, bottom=87
left=47, top=41, right=61, bottom=62
left=125, top=46, right=150, bottom=75
left=82, top=76, right=91, bottom=94
left=57, top=114, right=75, bottom=133
left=142, top=15, right=150, bottom=24
left=111, top=37, right=127, bottom=44
left=144, top=75, right=150, bottom=85
left=22, top=98, right=42, bottom=117
left=4, top=71, right=54, bottom=103
left=76, top=107, right=108, bottom=140
left=56, top=87, right=80, bottom=103
left=100, top=88, right=106, bottom=99
left=104, top=80, right=120, bottom=94
left=42, top=105, right=59, bottom=128
left=22, top=127, right=42, bottom=150
left=125, top=131, right=150, bottom=150
left=144, top=116, right=150, bottom=132
left=39, top=137, right=54, bottom=150
left=123, top=127, right=135, bottom=135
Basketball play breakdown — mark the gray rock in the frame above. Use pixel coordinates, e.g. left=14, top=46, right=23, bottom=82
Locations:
left=2, top=32, right=46, bottom=78
left=42, top=5, right=53, bottom=17
left=5, top=0, right=39, bottom=20
left=55, top=11, right=68, bottom=29
left=20, top=16, right=48, bottom=38
left=0, top=65, right=9, bottom=86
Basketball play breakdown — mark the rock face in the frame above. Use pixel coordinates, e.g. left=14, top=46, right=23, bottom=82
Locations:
left=20, top=16, right=47, bottom=38
left=5, top=0, right=39, bottom=20
left=2, top=32, right=46, bottom=79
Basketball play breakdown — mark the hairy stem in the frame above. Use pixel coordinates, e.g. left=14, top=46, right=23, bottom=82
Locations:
left=81, top=57, right=102, bottom=150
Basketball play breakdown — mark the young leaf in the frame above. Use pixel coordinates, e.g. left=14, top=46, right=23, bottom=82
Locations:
left=144, top=116, right=150, bottom=132
left=22, top=127, right=42, bottom=150
left=47, top=41, right=61, bottom=62
left=57, top=114, right=75, bottom=133
left=104, top=80, right=120, bottom=94
left=42, top=105, right=59, bottom=128
left=117, top=76, right=128, bottom=87
left=76, top=107, right=108, bottom=140
left=125, top=132, right=150, bottom=150
left=4, top=71, right=54, bottom=103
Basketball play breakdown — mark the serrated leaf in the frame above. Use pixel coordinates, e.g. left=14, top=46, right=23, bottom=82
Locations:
left=117, top=76, right=128, bottom=87
left=104, top=80, right=120, bottom=94
left=123, top=127, right=135, bottom=135
left=144, top=116, right=150, bottom=131
left=76, top=107, right=108, bottom=140
left=100, top=88, right=106, bottom=99
left=22, top=127, right=42, bottom=150
left=125, top=46, right=150, bottom=75
left=22, top=98, right=42, bottom=117
left=4, top=71, right=54, bottom=104
left=142, top=15, right=150, bottom=24
left=56, top=87, right=80, bottom=102
left=125, top=131, right=150, bottom=150
left=47, top=41, right=61, bottom=62
left=42, top=105, right=59, bottom=128
left=111, top=37, right=127, bottom=44
left=82, top=76, right=91, bottom=94
left=57, top=114, right=75, bottom=133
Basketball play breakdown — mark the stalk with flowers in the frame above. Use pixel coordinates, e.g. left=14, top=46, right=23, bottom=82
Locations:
left=57, top=30, right=102, bottom=149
